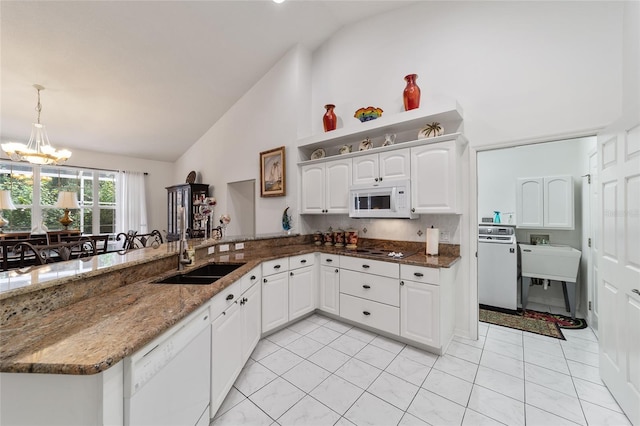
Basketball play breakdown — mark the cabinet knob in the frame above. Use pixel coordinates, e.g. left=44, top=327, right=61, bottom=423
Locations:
left=411, top=208, right=416, bottom=213
left=633, top=289, right=640, bottom=296
left=274, top=265, right=281, bottom=269
left=335, top=269, right=339, bottom=273
left=379, top=177, right=383, bottom=182
left=414, top=272, right=424, bottom=277
left=363, top=311, right=371, bottom=316
left=362, top=284, right=371, bottom=289
left=263, top=278, right=268, bottom=283
left=301, top=259, right=307, bottom=264
left=374, top=178, right=379, bottom=182
left=400, top=281, right=405, bottom=286
left=226, top=294, right=234, bottom=301
left=250, top=275, right=256, bottom=280
left=290, top=272, right=294, bottom=276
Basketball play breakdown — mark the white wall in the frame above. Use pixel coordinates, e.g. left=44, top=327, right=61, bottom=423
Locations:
left=173, top=1, right=624, bottom=338
left=174, top=45, right=312, bottom=235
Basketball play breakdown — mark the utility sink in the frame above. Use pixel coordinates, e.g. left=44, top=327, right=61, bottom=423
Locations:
left=519, top=244, right=581, bottom=282
left=154, top=263, right=244, bottom=285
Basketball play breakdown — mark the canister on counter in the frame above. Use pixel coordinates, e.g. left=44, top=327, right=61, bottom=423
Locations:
left=346, top=228, right=358, bottom=249
left=334, top=229, right=345, bottom=247
left=323, top=230, right=334, bottom=246
left=313, top=231, right=323, bottom=246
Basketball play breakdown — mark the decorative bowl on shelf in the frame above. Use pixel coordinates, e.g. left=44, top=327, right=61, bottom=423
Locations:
left=354, top=106, right=383, bottom=122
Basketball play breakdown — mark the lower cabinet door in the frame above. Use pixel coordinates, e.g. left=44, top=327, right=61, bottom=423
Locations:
left=289, top=265, right=315, bottom=321
left=210, top=302, right=242, bottom=418
left=262, top=271, right=289, bottom=333
left=400, top=280, right=440, bottom=347
left=339, top=293, right=399, bottom=335
left=319, top=265, right=340, bottom=315
left=241, top=283, right=261, bottom=363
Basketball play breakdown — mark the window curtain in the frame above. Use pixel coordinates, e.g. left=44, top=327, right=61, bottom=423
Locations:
left=117, top=171, right=148, bottom=235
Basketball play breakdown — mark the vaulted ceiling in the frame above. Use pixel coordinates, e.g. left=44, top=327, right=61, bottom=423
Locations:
left=1, top=1, right=414, bottom=162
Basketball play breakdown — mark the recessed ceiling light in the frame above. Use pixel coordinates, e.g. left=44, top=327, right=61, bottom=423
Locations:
left=273, top=0, right=285, bottom=3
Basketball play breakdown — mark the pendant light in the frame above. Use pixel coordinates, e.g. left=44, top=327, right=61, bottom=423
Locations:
left=1, top=84, right=72, bottom=165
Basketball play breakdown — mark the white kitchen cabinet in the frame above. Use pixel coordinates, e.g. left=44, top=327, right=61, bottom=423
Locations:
left=410, top=139, right=463, bottom=214
left=289, top=265, right=315, bottom=319
left=516, top=175, right=574, bottom=229
left=301, top=158, right=351, bottom=214
left=261, top=270, right=289, bottom=333
left=319, top=254, right=340, bottom=315
left=352, top=149, right=410, bottom=185
left=211, top=277, right=261, bottom=418
left=211, top=301, right=242, bottom=416
left=399, top=264, right=457, bottom=353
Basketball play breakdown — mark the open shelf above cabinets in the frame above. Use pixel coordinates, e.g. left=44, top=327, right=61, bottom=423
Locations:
left=297, top=100, right=463, bottom=163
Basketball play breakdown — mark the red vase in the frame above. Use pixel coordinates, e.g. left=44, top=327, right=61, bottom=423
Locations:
left=403, top=74, right=421, bottom=111
left=323, top=104, right=337, bottom=132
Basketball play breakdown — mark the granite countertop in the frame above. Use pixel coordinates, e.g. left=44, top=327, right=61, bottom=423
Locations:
left=0, top=240, right=459, bottom=375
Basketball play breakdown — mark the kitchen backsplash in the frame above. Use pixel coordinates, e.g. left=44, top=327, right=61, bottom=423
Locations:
left=300, top=214, right=461, bottom=244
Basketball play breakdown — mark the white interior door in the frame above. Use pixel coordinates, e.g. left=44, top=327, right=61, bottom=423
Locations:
left=597, top=120, right=640, bottom=426
left=587, top=150, right=599, bottom=333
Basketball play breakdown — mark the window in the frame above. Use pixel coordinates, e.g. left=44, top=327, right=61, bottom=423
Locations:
left=0, top=161, right=118, bottom=234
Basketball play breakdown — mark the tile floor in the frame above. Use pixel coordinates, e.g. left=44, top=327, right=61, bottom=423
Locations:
left=211, top=314, right=631, bottom=426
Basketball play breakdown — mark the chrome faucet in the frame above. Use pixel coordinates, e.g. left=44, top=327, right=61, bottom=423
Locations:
left=178, top=238, right=191, bottom=271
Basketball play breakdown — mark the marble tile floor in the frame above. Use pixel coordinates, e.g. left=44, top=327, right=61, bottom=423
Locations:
left=211, top=314, right=630, bottom=426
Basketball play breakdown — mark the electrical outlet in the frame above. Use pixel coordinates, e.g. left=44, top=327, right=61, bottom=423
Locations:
left=208, top=246, right=215, bottom=255
left=219, top=244, right=230, bottom=252
left=439, top=230, right=450, bottom=243
left=235, top=242, right=245, bottom=250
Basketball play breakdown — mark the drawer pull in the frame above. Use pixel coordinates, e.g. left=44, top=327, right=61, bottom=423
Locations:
left=362, top=264, right=370, bottom=269
left=363, top=311, right=371, bottom=316
left=226, top=294, right=234, bottom=301
left=250, top=275, right=256, bottom=280
left=414, top=272, right=424, bottom=277
left=301, top=259, right=307, bottom=264
left=362, top=284, right=371, bottom=289
left=326, top=258, right=333, bottom=263
left=274, top=265, right=281, bottom=269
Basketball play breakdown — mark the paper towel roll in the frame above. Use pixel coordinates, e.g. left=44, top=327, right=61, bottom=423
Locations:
left=426, top=228, right=439, bottom=256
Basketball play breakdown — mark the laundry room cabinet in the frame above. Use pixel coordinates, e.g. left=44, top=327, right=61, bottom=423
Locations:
left=516, top=175, right=574, bottom=229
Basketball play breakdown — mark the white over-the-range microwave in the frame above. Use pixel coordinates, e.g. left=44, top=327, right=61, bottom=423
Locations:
left=349, top=180, right=418, bottom=219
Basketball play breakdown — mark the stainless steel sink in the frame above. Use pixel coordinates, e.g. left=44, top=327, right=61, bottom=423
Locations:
left=154, top=263, right=243, bottom=285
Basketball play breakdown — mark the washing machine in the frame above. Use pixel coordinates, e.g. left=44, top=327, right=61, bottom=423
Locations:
left=478, top=224, right=518, bottom=310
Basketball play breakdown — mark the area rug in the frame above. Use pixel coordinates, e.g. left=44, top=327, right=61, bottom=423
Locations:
left=479, top=304, right=587, bottom=340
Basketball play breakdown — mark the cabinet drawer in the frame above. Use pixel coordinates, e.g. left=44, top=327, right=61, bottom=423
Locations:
left=320, top=253, right=340, bottom=267
left=210, top=280, right=241, bottom=319
left=239, top=266, right=261, bottom=294
left=340, top=256, right=399, bottom=278
left=340, top=293, right=399, bottom=335
left=400, top=265, right=439, bottom=285
left=290, top=253, right=315, bottom=269
left=262, top=258, right=289, bottom=276
left=340, top=269, right=399, bottom=307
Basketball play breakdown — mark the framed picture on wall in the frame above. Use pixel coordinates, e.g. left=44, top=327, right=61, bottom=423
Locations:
left=260, top=146, right=286, bottom=197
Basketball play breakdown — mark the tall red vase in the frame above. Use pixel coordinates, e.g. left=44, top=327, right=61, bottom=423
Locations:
left=403, top=74, right=421, bottom=111
left=323, top=104, right=337, bottom=132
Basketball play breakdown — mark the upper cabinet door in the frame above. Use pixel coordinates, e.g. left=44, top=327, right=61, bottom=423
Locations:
left=352, top=154, right=378, bottom=186
left=300, top=164, right=325, bottom=213
left=516, top=177, right=544, bottom=228
left=544, top=175, right=574, bottom=229
left=410, top=141, right=459, bottom=214
left=379, top=149, right=410, bottom=183
left=325, top=159, right=352, bottom=213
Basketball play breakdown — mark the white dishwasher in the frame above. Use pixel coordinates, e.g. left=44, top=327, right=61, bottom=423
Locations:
left=124, top=305, right=211, bottom=426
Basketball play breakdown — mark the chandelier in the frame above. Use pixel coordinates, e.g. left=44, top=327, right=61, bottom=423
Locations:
left=1, top=84, right=72, bottom=165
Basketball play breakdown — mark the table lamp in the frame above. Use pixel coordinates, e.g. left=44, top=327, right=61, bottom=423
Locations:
left=55, top=191, right=80, bottom=229
left=0, top=190, right=17, bottom=230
